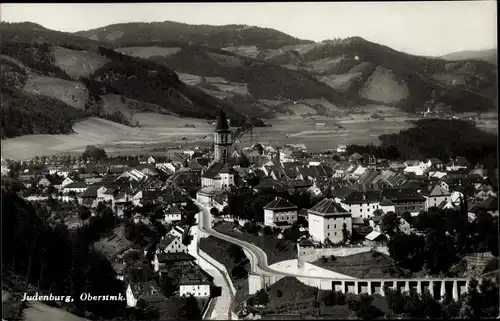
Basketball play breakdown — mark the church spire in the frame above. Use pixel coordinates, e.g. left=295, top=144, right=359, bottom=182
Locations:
left=215, top=110, right=229, bottom=132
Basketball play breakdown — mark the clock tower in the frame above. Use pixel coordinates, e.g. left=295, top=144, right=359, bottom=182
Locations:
left=213, top=110, right=232, bottom=163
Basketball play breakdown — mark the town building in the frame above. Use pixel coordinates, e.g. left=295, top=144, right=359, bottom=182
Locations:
left=420, top=183, right=452, bottom=210
left=379, top=188, right=426, bottom=215
left=308, top=198, right=352, bottom=244
left=339, top=191, right=380, bottom=219
left=263, top=197, right=298, bottom=229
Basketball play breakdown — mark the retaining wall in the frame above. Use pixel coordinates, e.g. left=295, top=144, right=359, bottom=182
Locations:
left=198, top=248, right=237, bottom=297
left=299, top=246, right=389, bottom=263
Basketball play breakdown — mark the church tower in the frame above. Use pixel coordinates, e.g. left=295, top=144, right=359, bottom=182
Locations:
left=213, top=110, right=232, bottom=163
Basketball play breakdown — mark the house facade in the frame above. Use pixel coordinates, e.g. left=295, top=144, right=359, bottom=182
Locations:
left=421, top=183, right=452, bottom=210
left=263, top=197, right=298, bottom=228
left=379, top=188, right=426, bottom=215
left=339, top=191, right=380, bottom=219
left=308, top=198, right=352, bottom=244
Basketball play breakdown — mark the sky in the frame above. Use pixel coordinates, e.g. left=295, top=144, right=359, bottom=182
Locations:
left=0, top=2, right=497, bottom=57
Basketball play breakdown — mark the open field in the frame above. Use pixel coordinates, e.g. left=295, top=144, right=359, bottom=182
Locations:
left=53, top=46, right=110, bottom=79
left=359, top=66, right=410, bottom=104
left=213, top=222, right=296, bottom=265
left=2, top=107, right=495, bottom=159
left=1, top=113, right=214, bottom=160
left=23, top=75, right=89, bottom=110
left=115, top=46, right=182, bottom=59
left=236, top=115, right=418, bottom=152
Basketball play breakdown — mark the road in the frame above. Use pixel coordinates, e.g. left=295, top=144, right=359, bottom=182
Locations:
left=188, top=222, right=232, bottom=320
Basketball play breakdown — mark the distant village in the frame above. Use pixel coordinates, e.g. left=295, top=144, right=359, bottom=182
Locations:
left=1, top=111, right=498, bottom=317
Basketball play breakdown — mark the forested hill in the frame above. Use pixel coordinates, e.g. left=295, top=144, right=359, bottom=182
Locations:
left=74, top=21, right=314, bottom=49
left=0, top=22, right=250, bottom=139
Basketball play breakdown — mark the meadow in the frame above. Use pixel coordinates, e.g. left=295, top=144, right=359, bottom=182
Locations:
left=1, top=108, right=496, bottom=160
left=1, top=113, right=214, bottom=160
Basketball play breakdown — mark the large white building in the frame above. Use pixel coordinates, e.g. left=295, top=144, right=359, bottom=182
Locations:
left=339, top=191, right=380, bottom=219
left=179, top=279, right=211, bottom=298
left=308, top=198, right=352, bottom=244
left=420, top=183, right=452, bottom=210
left=263, top=197, right=298, bottom=228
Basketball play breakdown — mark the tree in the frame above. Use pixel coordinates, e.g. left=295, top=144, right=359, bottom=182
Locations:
left=160, top=275, right=176, bottom=297
left=321, top=291, right=337, bottom=306
left=263, top=226, right=273, bottom=236
left=342, top=222, right=349, bottom=243
left=313, top=298, right=321, bottom=316
left=78, top=206, right=91, bottom=221
left=388, top=233, right=426, bottom=272
left=82, top=145, right=107, bottom=162
left=255, top=289, right=269, bottom=306
left=178, top=295, right=202, bottom=320
left=210, top=207, right=220, bottom=217
left=238, top=154, right=250, bottom=167
left=228, top=244, right=245, bottom=263
left=380, top=211, right=400, bottom=236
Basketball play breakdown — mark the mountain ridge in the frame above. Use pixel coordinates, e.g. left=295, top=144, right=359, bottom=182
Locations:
left=0, top=21, right=497, bottom=141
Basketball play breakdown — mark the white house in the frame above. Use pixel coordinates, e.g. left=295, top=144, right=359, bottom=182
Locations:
left=61, top=177, right=75, bottom=188
left=421, top=183, right=452, bottom=210
left=126, top=282, right=163, bottom=308
left=404, top=161, right=430, bottom=176
left=156, top=233, right=187, bottom=255
left=263, top=197, right=298, bottom=228
left=63, top=181, right=87, bottom=194
left=339, top=191, right=380, bottom=219
left=337, top=144, right=347, bottom=153
left=164, top=206, right=182, bottom=222
left=179, top=278, right=211, bottom=298
left=378, top=198, right=396, bottom=214
left=201, top=162, right=234, bottom=190
left=147, top=156, right=156, bottom=164
left=56, top=168, right=71, bottom=178
left=308, top=198, right=352, bottom=244
left=308, top=184, right=322, bottom=197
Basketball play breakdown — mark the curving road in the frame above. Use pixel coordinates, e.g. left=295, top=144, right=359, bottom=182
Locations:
left=195, top=200, right=348, bottom=280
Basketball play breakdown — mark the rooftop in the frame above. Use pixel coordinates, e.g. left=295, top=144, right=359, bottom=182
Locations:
left=264, top=197, right=298, bottom=211
left=215, top=110, right=230, bottom=132
left=308, top=198, right=349, bottom=217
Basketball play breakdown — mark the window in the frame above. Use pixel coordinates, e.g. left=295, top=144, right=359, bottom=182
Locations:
left=328, top=232, right=330, bottom=236
left=334, top=224, right=336, bottom=228
left=334, top=232, right=337, bottom=236
left=327, top=225, right=330, bottom=228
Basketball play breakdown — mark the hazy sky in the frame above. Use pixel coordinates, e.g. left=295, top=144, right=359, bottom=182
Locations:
left=1, top=2, right=497, bottom=56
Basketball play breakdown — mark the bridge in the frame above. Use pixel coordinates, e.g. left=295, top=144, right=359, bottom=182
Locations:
left=195, top=200, right=474, bottom=302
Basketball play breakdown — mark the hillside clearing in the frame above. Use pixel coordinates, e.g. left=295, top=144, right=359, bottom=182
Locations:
left=317, top=72, right=362, bottom=91
left=1, top=113, right=214, bottom=160
left=22, top=75, right=89, bottom=110
left=359, top=66, right=410, bottom=104
left=53, top=46, right=110, bottom=79
left=115, top=46, right=182, bottom=59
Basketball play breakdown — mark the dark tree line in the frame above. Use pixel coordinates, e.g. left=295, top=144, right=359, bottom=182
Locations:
left=386, top=203, right=498, bottom=277
left=378, top=119, right=497, bottom=173
left=1, top=183, right=126, bottom=319
left=1, top=87, right=89, bottom=139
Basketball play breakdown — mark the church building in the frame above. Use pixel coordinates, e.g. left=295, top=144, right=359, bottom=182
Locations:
left=197, top=110, right=235, bottom=205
